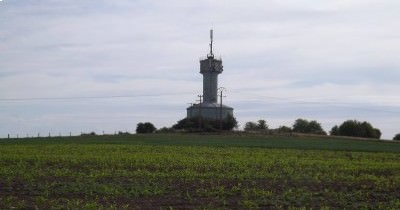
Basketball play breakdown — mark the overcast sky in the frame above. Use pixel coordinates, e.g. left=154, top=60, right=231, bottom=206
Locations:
left=1, top=0, right=399, bottom=139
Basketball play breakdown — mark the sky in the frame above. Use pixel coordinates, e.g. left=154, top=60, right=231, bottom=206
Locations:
left=0, top=0, right=399, bottom=139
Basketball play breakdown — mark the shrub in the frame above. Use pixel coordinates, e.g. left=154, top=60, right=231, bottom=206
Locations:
left=81, top=132, right=96, bottom=136
left=277, top=126, right=292, bottom=133
left=136, top=122, right=156, bottom=134
left=117, top=131, right=131, bottom=135
left=330, top=125, right=339, bottom=136
left=244, top=120, right=268, bottom=131
left=393, top=133, right=400, bottom=141
left=157, top=127, right=175, bottom=133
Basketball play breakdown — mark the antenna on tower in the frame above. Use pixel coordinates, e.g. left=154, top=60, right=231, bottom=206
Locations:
left=208, top=29, right=214, bottom=58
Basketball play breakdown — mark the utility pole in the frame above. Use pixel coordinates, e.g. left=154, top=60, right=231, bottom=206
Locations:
left=197, top=95, right=203, bottom=129
left=218, top=87, right=226, bottom=130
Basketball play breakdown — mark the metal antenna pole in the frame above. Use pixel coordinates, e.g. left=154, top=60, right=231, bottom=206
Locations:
left=208, top=29, right=214, bottom=58
left=210, top=29, right=213, bottom=56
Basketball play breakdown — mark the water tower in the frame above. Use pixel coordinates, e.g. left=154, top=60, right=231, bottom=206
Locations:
left=187, top=30, right=234, bottom=120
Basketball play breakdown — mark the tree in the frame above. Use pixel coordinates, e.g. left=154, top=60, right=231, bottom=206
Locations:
left=257, top=120, right=268, bottom=130
left=292, top=118, right=326, bottom=135
left=292, top=119, right=309, bottom=133
left=222, top=114, right=239, bottom=131
left=308, top=120, right=326, bottom=135
left=373, top=128, right=382, bottom=139
left=393, top=133, right=400, bottom=141
left=136, top=122, right=156, bottom=134
left=331, top=120, right=381, bottom=139
left=244, top=121, right=258, bottom=131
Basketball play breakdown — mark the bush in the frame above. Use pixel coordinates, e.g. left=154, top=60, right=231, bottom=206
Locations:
left=157, top=127, right=175, bottom=133
left=136, top=122, right=156, bottom=134
left=172, top=115, right=238, bottom=132
left=330, top=125, right=339, bottom=136
left=276, top=126, right=292, bottom=133
left=244, top=122, right=258, bottom=131
left=244, top=120, right=268, bottom=131
left=292, top=119, right=326, bottom=135
left=331, top=120, right=381, bottom=139
left=117, top=131, right=131, bottom=135
left=393, top=133, right=400, bottom=141
left=81, top=132, right=96, bottom=136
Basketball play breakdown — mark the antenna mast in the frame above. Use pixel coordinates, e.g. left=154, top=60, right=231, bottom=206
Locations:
left=208, top=29, right=214, bottom=58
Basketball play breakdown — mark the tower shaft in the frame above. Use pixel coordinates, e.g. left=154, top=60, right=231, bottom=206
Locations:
left=200, top=58, right=223, bottom=103
left=203, top=71, right=218, bottom=103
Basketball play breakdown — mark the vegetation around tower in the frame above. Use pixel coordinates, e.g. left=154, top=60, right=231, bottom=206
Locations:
left=172, top=114, right=238, bottom=132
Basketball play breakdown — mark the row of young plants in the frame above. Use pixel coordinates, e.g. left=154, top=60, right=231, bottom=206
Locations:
left=0, top=142, right=399, bottom=209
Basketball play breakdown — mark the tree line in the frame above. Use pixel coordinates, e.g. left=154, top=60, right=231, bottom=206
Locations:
left=136, top=114, right=238, bottom=133
left=135, top=117, right=400, bottom=141
left=243, top=118, right=392, bottom=140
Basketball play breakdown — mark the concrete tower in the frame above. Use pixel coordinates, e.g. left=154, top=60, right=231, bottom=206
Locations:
left=187, top=30, right=234, bottom=120
left=201, top=29, right=222, bottom=103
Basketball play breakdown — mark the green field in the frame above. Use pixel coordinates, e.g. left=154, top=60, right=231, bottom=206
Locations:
left=0, top=134, right=400, bottom=209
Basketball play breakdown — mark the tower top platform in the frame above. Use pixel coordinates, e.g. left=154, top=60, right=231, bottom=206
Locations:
left=200, top=58, right=223, bottom=74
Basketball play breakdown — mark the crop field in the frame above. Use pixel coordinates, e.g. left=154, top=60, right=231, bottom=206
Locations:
left=0, top=134, right=400, bottom=209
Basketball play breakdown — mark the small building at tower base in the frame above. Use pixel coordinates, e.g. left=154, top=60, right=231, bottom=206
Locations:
left=187, top=103, right=233, bottom=120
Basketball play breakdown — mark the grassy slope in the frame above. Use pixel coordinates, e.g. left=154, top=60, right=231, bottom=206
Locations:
left=1, top=133, right=399, bottom=153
